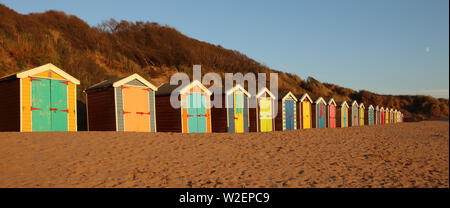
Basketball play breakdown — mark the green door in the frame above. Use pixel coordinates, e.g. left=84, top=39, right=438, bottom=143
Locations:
left=32, top=78, right=51, bottom=131
left=197, top=93, right=207, bottom=133
left=187, top=93, right=198, bottom=133
left=50, top=79, right=68, bottom=131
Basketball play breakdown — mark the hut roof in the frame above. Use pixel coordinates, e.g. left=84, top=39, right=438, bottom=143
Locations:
left=0, top=63, right=80, bottom=84
left=278, top=91, right=297, bottom=101
left=156, top=80, right=211, bottom=97
left=297, top=93, right=313, bottom=103
left=314, top=97, right=327, bottom=104
left=359, top=103, right=365, bottom=108
left=324, top=97, right=337, bottom=106
left=224, top=84, right=251, bottom=97
left=368, top=105, right=374, bottom=110
left=85, top=74, right=157, bottom=93
left=340, top=101, right=349, bottom=108
left=256, top=87, right=275, bottom=99
left=351, top=100, right=359, bottom=107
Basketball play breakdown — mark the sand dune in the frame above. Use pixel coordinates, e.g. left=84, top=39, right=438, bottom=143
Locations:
left=0, top=121, right=448, bottom=188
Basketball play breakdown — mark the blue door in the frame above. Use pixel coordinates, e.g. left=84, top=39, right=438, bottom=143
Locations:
left=317, top=103, right=325, bottom=128
left=285, top=100, right=295, bottom=130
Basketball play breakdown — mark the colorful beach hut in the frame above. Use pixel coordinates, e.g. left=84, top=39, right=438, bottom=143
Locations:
left=298, top=93, right=313, bottom=129
left=366, top=105, right=374, bottom=126
left=155, top=80, right=212, bottom=133
left=327, top=98, right=337, bottom=128
left=312, top=97, right=327, bottom=128
left=210, top=84, right=251, bottom=133
left=256, top=88, right=276, bottom=132
left=385, top=108, right=390, bottom=124
left=336, top=101, right=349, bottom=128
left=350, top=101, right=359, bottom=127
left=0, top=63, right=79, bottom=132
left=359, top=103, right=365, bottom=126
left=85, top=74, right=157, bottom=132
left=380, top=107, right=385, bottom=125
left=390, top=109, right=394, bottom=123
left=275, top=91, right=297, bottom=131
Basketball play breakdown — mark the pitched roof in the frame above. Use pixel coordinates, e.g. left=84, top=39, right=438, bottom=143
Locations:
left=156, top=80, right=211, bottom=97
left=0, top=63, right=80, bottom=84
left=314, top=97, right=327, bottom=104
left=298, top=93, right=313, bottom=103
left=256, top=87, right=275, bottom=99
left=85, top=74, right=157, bottom=93
left=340, top=101, right=349, bottom=107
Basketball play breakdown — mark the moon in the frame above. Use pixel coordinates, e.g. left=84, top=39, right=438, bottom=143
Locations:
left=426, top=47, right=431, bottom=53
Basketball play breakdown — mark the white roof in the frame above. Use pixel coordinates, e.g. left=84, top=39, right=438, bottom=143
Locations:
left=225, top=84, right=251, bottom=97
left=179, top=80, right=212, bottom=95
left=327, top=98, right=337, bottom=106
left=281, top=91, right=298, bottom=102
left=359, top=103, right=365, bottom=109
left=314, top=97, right=327, bottom=104
left=113, top=73, right=158, bottom=91
left=351, top=100, right=358, bottom=107
left=299, top=93, right=313, bottom=103
left=368, top=105, right=374, bottom=110
left=341, top=101, right=349, bottom=108
left=256, top=87, right=275, bottom=99
left=16, top=63, right=80, bottom=85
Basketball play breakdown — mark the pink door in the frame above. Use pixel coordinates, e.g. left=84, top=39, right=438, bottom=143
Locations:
left=329, top=105, right=336, bottom=128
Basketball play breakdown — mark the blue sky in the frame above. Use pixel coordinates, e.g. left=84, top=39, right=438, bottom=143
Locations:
left=2, top=0, right=449, bottom=98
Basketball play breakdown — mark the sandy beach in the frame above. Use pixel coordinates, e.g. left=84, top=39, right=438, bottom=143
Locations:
left=0, top=121, right=448, bottom=188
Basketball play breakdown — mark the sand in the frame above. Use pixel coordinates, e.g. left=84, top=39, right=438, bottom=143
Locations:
left=0, top=121, right=448, bottom=188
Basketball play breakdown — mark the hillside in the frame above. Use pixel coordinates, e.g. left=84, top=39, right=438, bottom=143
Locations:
left=0, top=4, right=448, bottom=129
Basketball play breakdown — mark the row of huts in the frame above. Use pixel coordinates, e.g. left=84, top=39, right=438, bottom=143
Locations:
left=0, top=64, right=404, bottom=132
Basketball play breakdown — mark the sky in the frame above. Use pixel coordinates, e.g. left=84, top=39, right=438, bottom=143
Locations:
left=2, top=0, right=449, bottom=98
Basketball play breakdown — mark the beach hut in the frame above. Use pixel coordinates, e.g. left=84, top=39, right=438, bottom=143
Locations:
left=255, top=88, right=276, bottom=132
left=391, top=109, right=395, bottom=123
left=155, top=80, right=212, bottom=133
left=0, top=63, right=79, bottom=132
left=327, top=98, right=337, bottom=128
left=210, top=84, right=252, bottom=133
left=84, top=74, right=157, bottom=132
left=366, top=105, right=374, bottom=126
left=350, top=101, right=359, bottom=127
left=275, top=91, right=297, bottom=131
left=359, top=103, right=365, bottom=126
left=380, top=107, right=385, bottom=125
left=336, top=101, right=349, bottom=128
left=312, top=97, right=327, bottom=128
left=385, top=108, right=390, bottom=124
left=298, top=93, right=313, bottom=129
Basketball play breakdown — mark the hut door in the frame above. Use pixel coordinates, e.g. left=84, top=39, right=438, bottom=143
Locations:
left=285, top=100, right=295, bottom=130
left=259, top=97, right=272, bottom=132
left=329, top=105, right=335, bottom=128
left=302, top=102, right=310, bottom=129
left=318, top=103, right=325, bottom=128
left=122, top=86, right=150, bottom=132
left=31, top=78, right=68, bottom=131
left=50, top=79, right=68, bottom=131
left=187, top=92, right=207, bottom=133
left=360, top=108, right=364, bottom=126
left=135, top=87, right=151, bottom=132
left=31, top=78, right=52, bottom=131
left=380, top=111, right=384, bottom=124
left=234, top=92, right=244, bottom=133
left=342, top=106, right=347, bottom=127
left=352, top=106, right=358, bottom=126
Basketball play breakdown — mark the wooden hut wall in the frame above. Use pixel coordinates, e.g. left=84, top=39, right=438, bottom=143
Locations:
left=313, top=101, right=326, bottom=128
left=336, top=106, right=342, bottom=128
left=211, top=95, right=227, bottom=132
left=364, top=109, right=369, bottom=125
left=311, top=103, right=317, bottom=128
left=0, top=78, right=20, bottom=132
left=155, top=95, right=182, bottom=132
left=86, top=87, right=116, bottom=131
left=275, top=100, right=283, bottom=131
left=248, top=98, right=257, bottom=132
